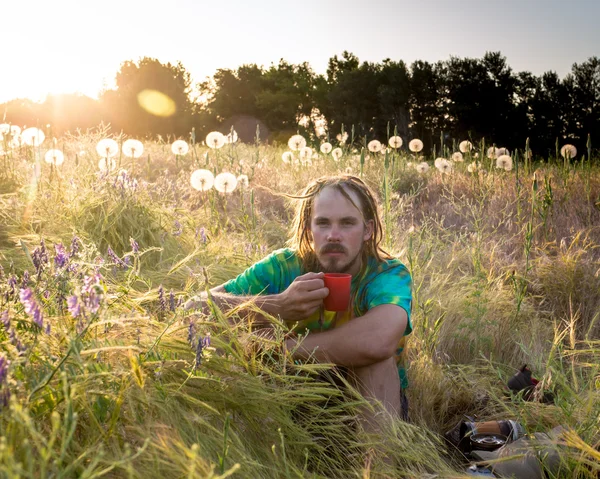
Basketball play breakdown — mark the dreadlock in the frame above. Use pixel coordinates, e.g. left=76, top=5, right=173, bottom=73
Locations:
left=286, top=175, right=391, bottom=273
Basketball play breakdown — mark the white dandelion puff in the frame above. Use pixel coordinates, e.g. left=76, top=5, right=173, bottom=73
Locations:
left=237, top=174, right=249, bottom=188
left=496, top=147, right=509, bottom=157
left=331, top=147, right=343, bottom=161
left=206, top=131, right=225, bottom=149
left=171, top=140, right=189, bottom=155
left=320, top=142, right=332, bottom=154
left=344, top=166, right=353, bottom=175
left=496, top=155, right=513, bottom=171
left=225, top=130, right=238, bottom=144
left=44, top=149, right=64, bottom=166
left=299, top=146, right=313, bottom=160
left=439, top=160, right=453, bottom=174
left=21, top=127, right=45, bottom=146
left=288, top=135, right=307, bottom=151
left=122, top=139, right=144, bottom=158
left=408, top=139, right=423, bottom=153
left=96, top=138, right=119, bottom=158
left=416, top=162, right=430, bottom=173
left=388, top=136, right=403, bottom=149
left=487, top=147, right=499, bottom=159
left=214, top=172, right=238, bottom=194
left=190, top=169, right=215, bottom=191
left=406, top=162, right=413, bottom=169
left=467, top=162, right=478, bottom=173
left=98, top=157, right=116, bottom=172
left=282, top=151, right=293, bottom=164
left=367, top=140, right=382, bottom=153
left=434, top=157, right=446, bottom=169
left=560, top=144, right=577, bottom=159
left=452, top=152, right=464, bottom=162
left=459, top=140, right=473, bottom=153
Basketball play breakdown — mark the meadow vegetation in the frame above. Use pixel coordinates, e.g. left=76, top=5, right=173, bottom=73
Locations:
left=0, top=125, right=599, bottom=478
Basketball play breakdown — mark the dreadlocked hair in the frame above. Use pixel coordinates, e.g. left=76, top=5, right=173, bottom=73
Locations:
left=286, top=175, right=392, bottom=273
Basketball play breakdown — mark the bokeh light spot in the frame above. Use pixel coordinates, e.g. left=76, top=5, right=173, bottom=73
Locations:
left=137, top=89, right=176, bottom=117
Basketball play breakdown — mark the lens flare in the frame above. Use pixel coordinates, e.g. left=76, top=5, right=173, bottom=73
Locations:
left=137, top=89, right=176, bottom=117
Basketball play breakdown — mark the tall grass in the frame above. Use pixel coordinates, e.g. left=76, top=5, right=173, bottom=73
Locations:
left=0, top=131, right=599, bottom=477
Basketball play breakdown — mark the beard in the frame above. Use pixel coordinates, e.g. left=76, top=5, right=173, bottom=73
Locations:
left=316, top=243, right=362, bottom=274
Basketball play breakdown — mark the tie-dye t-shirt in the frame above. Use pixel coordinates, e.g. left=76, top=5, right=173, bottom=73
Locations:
left=222, top=248, right=413, bottom=388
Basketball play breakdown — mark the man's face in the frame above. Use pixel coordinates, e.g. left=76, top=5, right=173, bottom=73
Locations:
left=309, top=186, right=373, bottom=275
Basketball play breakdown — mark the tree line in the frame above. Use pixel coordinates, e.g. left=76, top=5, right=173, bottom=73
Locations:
left=2, top=52, right=599, bottom=156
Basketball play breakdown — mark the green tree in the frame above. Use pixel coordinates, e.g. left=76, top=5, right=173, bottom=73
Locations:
left=100, top=57, right=195, bottom=137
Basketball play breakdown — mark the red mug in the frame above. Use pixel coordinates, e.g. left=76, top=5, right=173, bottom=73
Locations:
left=323, top=273, right=352, bottom=311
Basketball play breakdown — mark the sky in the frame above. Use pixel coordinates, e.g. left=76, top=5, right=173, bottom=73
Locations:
left=1, top=0, right=599, bottom=104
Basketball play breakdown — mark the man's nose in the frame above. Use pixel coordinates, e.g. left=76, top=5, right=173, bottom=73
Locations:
left=327, top=225, right=342, bottom=241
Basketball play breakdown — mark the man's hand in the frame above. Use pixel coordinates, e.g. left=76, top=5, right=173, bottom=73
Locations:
left=276, top=272, right=329, bottom=322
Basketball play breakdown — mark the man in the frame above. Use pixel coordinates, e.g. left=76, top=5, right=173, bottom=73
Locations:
left=186, top=175, right=412, bottom=432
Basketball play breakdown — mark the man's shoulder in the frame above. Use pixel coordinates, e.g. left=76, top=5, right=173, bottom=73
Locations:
left=258, top=248, right=302, bottom=271
left=365, top=255, right=409, bottom=275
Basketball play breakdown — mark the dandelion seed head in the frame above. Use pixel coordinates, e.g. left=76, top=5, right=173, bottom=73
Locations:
left=320, top=142, right=332, bottom=154
left=496, top=147, right=509, bottom=157
left=281, top=151, right=293, bottom=164
left=367, top=140, right=382, bottom=153
left=416, top=162, right=430, bottom=173
left=224, top=130, right=238, bottom=144
left=122, top=139, right=144, bottom=158
left=467, top=162, right=478, bottom=173
left=214, top=172, right=238, bottom=194
left=487, top=146, right=499, bottom=159
left=171, top=140, right=189, bottom=155
left=44, top=149, right=65, bottom=166
left=434, top=157, right=446, bottom=169
left=21, top=127, right=45, bottom=147
left=331, top=147, right=343, bottom=161
left=236, top=174, right=249, bottom=188
left=496, top=154, right=513, bottom=171
left=205, top=131, right=225, bottom=149
left=451, top=151, right=464, bottom=162
left=190, top=169, right=214, bottom=191
left=299, top=146, right=313, bottom=160
left=560, top=144, right=577, bottom=159
left=96, top=138, right=119, bottom=158
left=287, top=135, right=306, bottom=151
left=459, top=140, right=473, bottom=153
left=388, top=136, right=403, bottom=149
left=408, top=139, right=423, bottom=152
left=98, top=157, right=116, bottom=172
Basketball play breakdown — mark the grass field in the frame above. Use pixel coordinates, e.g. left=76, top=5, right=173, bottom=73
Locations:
left=0, top=126, right=599, bottom=478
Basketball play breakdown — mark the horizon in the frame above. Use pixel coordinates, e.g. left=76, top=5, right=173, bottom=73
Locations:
left=2, top=0, right=599, bottom=104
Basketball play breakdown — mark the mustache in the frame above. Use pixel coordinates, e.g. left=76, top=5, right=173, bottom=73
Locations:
left=320, top=244, right=347, bottom=254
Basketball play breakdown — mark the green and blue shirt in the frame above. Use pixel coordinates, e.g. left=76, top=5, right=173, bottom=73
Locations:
left=223, top=248, right=412, bottom=388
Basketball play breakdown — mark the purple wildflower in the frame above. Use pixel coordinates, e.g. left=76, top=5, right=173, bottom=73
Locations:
left=32, top=239, right=49, bottom=276
left=107, top=246, right=127, bottom=269
left=129, top=237, right=139, bottom=254
left=67, top=295, right=81, bottom=318
left=158, top=285, right=166, bottom=315
left=21, top=270, right=30, bottom=288
left=1, top=310, right=9, bottom=330
left=169, top=290, right=176, bottom=312
left=0, top=354, right=10, bottom=407
left=173, top=220, right=183, bottom=237
left=19, top=287, right=44, bottom=330
left=69, top=236, right=80, bottom=259
left=54, top=243, right=68, bottom=268
left=196, top=227, right=207, bottom=244
left=194, top=337, right=204, bottom=368
left=81, top=274, right=103, bottom=314
left=187, top=321, right=195, bottom=346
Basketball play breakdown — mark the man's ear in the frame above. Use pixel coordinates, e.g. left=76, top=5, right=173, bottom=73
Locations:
left=363, top=220, right=374, bottom=241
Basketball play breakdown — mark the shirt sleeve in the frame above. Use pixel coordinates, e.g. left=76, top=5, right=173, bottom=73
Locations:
left=365, top=264, right=413, bottom=335
left=221, top=251, right=283, bottom=296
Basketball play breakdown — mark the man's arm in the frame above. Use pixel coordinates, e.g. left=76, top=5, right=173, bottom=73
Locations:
left=284, top=304, right=408, bottom=368
left=184, top=272, right=330, bottom=323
